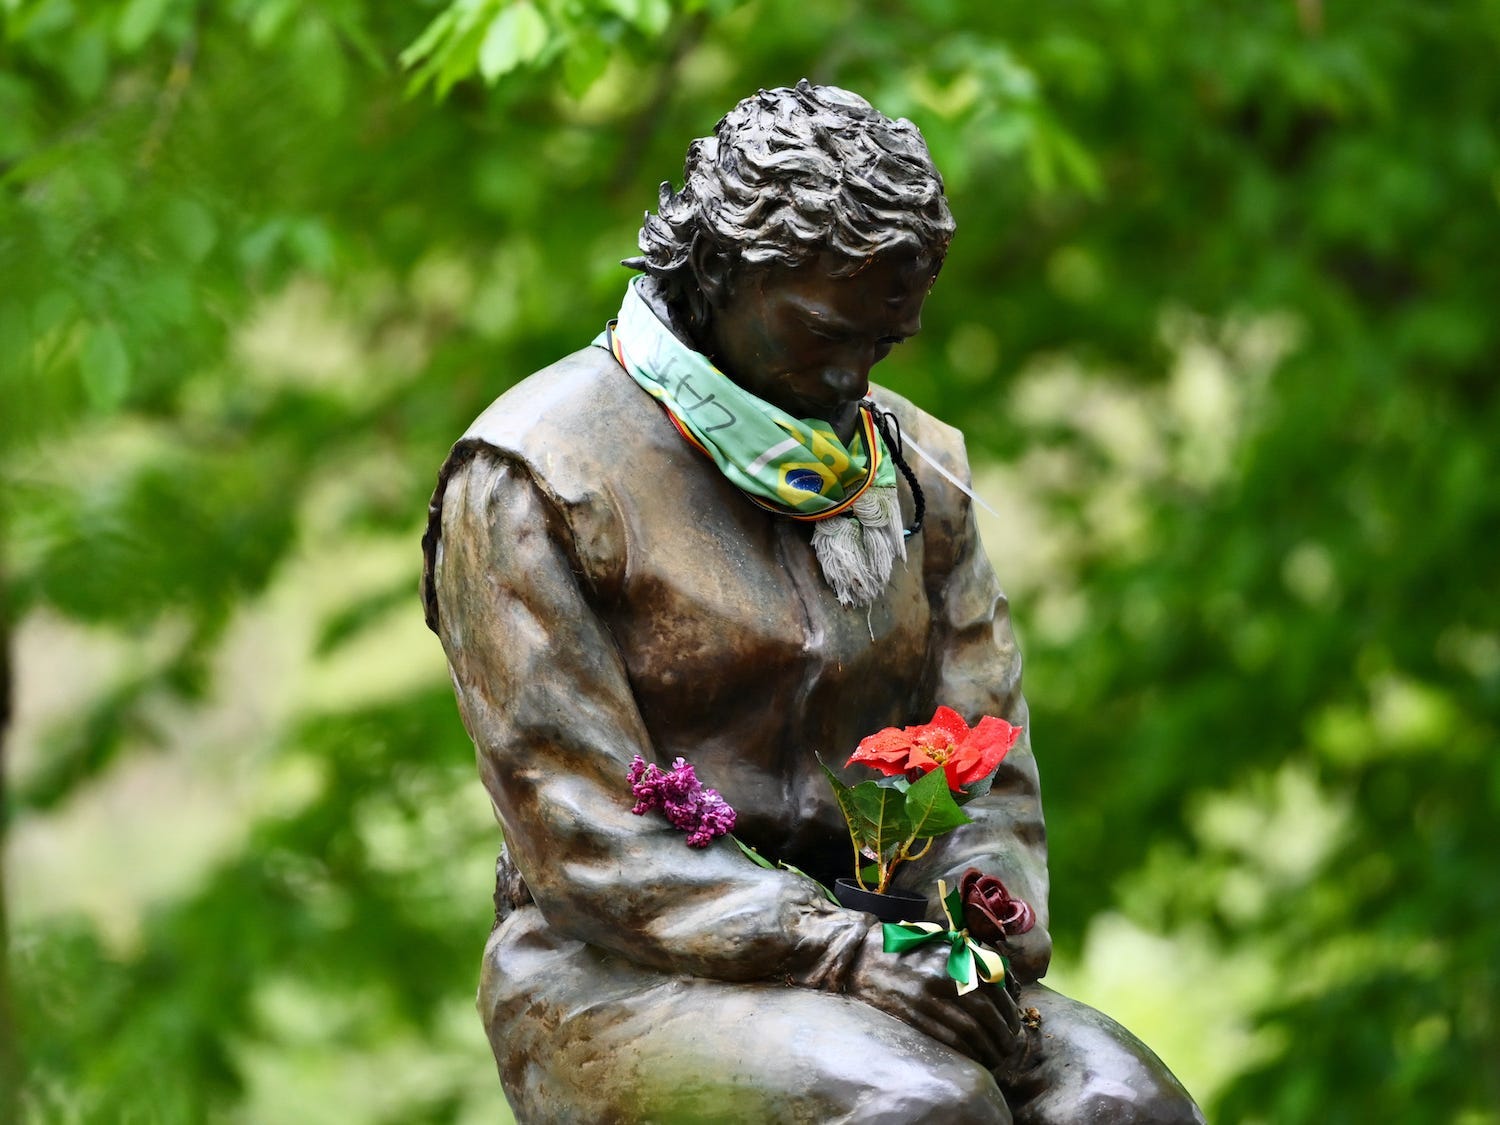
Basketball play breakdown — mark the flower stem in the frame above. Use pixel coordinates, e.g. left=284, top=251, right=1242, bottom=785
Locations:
left=849, top=825, right=870, bottom=890
left=876, top=835, right=925, bottom=894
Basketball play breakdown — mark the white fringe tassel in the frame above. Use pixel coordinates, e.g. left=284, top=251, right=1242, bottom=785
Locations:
left=811, top=485, right=906, bottom=608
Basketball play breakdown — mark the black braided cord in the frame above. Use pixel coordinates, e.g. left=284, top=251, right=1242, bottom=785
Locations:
left=867, top=403, right=925, bottom=539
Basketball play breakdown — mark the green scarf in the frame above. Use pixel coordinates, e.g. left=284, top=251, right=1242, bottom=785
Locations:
left=603, top=279, right=906, bottom=608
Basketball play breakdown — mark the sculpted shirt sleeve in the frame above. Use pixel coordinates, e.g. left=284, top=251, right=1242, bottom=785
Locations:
left=897, top=430, right=1054, bottom=983
left=432, top=445, right=872, bottom=987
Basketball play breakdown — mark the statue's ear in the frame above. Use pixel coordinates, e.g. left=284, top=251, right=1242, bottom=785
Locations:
left=689, top=239, right=734, bottom=309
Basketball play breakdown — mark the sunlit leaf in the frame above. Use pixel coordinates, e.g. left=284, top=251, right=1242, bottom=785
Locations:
left=80, top=322, right=131, bottom=411
left=478, top=2, right=549, bottom=83
left=115, top=0, right=174, bottom=52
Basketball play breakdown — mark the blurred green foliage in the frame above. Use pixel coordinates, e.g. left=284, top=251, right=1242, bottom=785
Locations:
left=2, top=0, right=1497, bottom=1120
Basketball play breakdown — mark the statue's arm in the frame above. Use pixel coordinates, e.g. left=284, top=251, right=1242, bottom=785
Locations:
left=431, top=445, right=870, bottom=987
left=894, top=427, right=1054, bottom=983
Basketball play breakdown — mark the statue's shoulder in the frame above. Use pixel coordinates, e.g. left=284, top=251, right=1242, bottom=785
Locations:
left=430, top=345, right=645, bottom=607
left=462, top=343, right=654, bottom=456
left=868, top=383, right=971, bottom=485
left=868, top=385, right=977, bottom=571
left=450, top=343, right=678, bottom=500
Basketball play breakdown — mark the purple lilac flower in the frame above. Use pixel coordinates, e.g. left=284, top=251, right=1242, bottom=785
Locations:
left=684, top=790, right=737, bottom=847
left=627, top=754, right=737, bottom=847
left=627, top=755, right=664, bottom=815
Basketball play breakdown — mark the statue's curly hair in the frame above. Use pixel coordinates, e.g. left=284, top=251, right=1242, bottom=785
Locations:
left=628, top=80, right=955, bottom=326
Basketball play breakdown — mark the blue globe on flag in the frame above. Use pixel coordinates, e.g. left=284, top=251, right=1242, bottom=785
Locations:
left=785, top=468, right=826, bottom=494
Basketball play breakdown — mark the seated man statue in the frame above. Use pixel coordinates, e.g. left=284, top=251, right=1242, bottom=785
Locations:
left=423, top=80, right=1205, bottom=1124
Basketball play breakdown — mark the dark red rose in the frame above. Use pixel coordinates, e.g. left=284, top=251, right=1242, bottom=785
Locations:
left=959, top=868, right=1036, bottom=945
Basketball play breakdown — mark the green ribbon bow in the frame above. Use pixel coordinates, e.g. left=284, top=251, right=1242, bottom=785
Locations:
left=880, top=880, right=1008, bottom=996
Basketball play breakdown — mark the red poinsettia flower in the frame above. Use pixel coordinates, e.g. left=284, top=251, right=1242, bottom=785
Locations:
left=847, top=706, right=1022, bottom=792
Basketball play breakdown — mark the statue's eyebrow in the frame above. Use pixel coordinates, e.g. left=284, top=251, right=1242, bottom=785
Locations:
left=792, top=303, right=861, bottom=338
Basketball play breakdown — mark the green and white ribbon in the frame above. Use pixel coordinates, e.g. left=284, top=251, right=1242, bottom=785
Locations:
left=881, top=879, right=1007, bottom=996
left=603, top=279, right=907, bottom=608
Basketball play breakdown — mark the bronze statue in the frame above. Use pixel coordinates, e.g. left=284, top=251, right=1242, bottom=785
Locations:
left=423, top=81, right=1204, bottom=1123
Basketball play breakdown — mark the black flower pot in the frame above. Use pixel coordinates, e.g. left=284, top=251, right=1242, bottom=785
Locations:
left=833, top=879, right=928, bottom=923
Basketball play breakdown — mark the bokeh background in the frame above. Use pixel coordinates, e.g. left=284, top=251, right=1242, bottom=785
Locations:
left=4, top=1, right=1498, bottom=1121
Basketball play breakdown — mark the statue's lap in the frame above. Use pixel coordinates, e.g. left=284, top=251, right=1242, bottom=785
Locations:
left=480, top=907, right=1201, bottom=1125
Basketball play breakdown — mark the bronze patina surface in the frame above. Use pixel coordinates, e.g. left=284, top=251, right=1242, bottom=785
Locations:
left=424, top=81, right=1204, bottom=1124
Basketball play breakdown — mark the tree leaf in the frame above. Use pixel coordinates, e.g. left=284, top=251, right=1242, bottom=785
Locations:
left=561, top=29, right=610, bottom=99
left=80, top=323, right=131, bottom=412
left=115, top=0, right=173, bottom=53
left=478, top=3, right=549, bottom=84
left=602, top=0, right=672, bottom=36
left=399, top=6, right=459, bottom=69
left=162, top=199, right=218, bottom=265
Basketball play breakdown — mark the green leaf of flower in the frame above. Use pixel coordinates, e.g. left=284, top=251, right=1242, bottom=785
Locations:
left=903, top=766, right=973, bottom=839
left=730, top=835, right=774, bottom=869
left=819, top=757, right=911, bottom=857
left=819, top=756, right=863, bottom=838
left=850, top=780, right=912, bottom=857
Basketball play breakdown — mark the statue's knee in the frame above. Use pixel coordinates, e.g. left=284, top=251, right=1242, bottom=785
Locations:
left=858, top=1060, right=1011, bottom=1125
left=1069, top=1080, right=1204, bottom=1125
left=1073, top=1041, right=1205, bottom=1125
left=1015, top=1074, right=1202, bottom=1125
left=942, top=1067, right=1014, bottom=1125
left=1011, top=986, right=1205, bottom=1125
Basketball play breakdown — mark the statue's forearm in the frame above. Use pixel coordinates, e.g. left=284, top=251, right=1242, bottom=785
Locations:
left=437, top=448, right=873, bottom=988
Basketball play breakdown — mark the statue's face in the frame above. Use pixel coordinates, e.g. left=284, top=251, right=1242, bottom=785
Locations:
left=702, top=249, right=940, bottom=425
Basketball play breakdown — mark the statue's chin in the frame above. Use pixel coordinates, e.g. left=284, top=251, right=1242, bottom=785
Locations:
left=820, top=372, right=869, bottom=406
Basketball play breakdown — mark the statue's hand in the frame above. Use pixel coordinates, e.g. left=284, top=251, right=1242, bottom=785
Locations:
left=845, top=926, right=1023, bottom=1071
